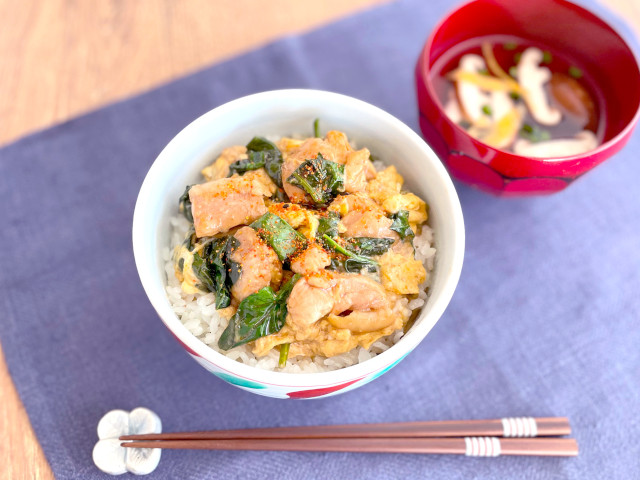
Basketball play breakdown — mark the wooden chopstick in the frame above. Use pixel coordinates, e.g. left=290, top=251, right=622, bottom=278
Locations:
left=121, top=437, right=578, bottom=457
left=120, top=417, right=570, bottom=441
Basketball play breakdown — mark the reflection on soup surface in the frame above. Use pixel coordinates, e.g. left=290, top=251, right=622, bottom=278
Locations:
left=431, top=36, right=604, bottom=157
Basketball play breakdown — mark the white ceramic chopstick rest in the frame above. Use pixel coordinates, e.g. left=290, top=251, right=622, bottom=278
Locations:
left=93, top=407, right=162, bottom=475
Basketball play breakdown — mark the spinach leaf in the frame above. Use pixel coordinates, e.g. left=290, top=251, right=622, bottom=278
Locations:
left=346, top=237, right=394, bottom=256
left=390, top=210, right=414, bottom=240
left=175, top=229, right=195, bottom=278
left=186, top=237, right=233, bottom=309
left=316, top=211, right=340, bottom=247
left=327, top=257, right=344, bottom=271
left=207, top=237, right=232, bottom=309
left=225, top=236, right=243, bottom=286
left=251, top=212, right=307, bottom=262
left=182, top=226, right=197, bottom=251
left=246, top=136, right=284, bottom=187
left=272, top=187, right=289, bottom=203
left=218, top=274, right=302, bottom=350
left=313, top=118, right=321, bottom=138
left=228, top=157, right=265, bottom=176
left=286, top=153, right=344, bottom=205
left=322, top=234, right=379, bottom=273
left=178, top=185, right=194, bottom=222
left=191, top=250, right=216, bottom=293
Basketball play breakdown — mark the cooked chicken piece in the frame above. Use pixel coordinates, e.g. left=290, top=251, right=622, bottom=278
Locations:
left=328, top=194, right=398, bottom=239
left=326, top=131, right=376, bottom=180
left=290, top=243, right=331, bottom=276
left=281, top=138, right=341, bottom=203
left=285, top=271, right=394, bottom=334
left=325, top=130, right=353, bottom=163
left=238, top=169, right=278, bottom=196
left=338, top=174, right=428, bottom=232
left=391, top=240, right=415, bottom=256
left=366, top=165, right=404, bottom=204
left=327, top=309, right=396, bottom=334
left=332, top=273, right=390, bottom=315
left=295, top=136, right=343, bottom=163
left=280, top=157, right=307, bottom=203
left=201, top=146, right=247, bottom=181
left=189, top=175, right=272, bottom=237
left=286, top=275, right=335, bottom=329
left=306, top=271, right=335, bottom=288
left=253, top=270, right=400, bottom=358
left=341, top=210, right=398, bottom=239
left=282, top=132, right=372, bottom=202
left=228, top=227, right=282, bottom=302
left=344, top=149, right=376, bottom=193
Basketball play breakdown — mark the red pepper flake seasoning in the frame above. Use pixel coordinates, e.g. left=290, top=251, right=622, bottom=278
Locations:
left=311, top=269, right=335, bottom=282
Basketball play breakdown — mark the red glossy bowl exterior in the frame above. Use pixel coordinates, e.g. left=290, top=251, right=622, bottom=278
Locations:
left=415, top=0, right=640, bottom=196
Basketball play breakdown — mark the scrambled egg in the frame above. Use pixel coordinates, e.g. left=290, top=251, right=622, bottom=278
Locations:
left=253, top=317, right=402, bottom=359
left=382, top=192, right=428, bottom=231
left=378, top=251, right=427, bottom=295
left=366, top=165, right=403, bottom=203
left=276, top=137, right=305, bottom=155
left=173, top=245, right=205, bottom=295
left=268, top=202, right=319, bottom=239
left=201, top=145, right=247, bottom=181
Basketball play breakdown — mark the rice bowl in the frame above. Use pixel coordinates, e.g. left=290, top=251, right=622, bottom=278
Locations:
left=132, top=90, right=464, bottom=398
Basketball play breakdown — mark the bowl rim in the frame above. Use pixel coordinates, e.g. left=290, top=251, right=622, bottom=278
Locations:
left=416, top=0, right=640, bottom=163
left=132, top=89, right=465, bottom=388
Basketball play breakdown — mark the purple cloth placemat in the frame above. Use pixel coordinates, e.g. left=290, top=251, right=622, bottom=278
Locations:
left=1, top=0, right=639, bottom=478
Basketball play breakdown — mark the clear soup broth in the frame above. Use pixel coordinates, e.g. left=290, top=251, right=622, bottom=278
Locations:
left=430, top=36, right=605, bottom=157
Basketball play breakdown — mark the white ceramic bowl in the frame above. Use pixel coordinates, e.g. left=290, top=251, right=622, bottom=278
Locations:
left=133, top=89, right=464, bottom=399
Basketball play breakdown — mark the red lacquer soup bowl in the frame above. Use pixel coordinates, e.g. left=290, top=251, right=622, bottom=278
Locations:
left=415, top=0, right=640, bottom=196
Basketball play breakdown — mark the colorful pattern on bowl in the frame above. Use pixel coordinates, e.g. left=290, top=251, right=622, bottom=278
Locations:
left=186, top=349, right=411, bottom=399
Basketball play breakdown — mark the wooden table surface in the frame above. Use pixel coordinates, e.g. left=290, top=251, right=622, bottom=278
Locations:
left=1, top=0, right=639, bottom=478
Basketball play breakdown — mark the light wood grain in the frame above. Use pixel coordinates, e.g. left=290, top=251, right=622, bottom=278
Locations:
left=0, top=0, right=638, bottom=478
left=0, top=0, right=389, bottom=147
left=0, top=347, right=55, bottom=480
